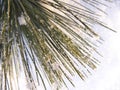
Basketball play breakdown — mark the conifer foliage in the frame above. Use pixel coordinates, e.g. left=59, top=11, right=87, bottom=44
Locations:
left=0, top=0, right=114, bottom=90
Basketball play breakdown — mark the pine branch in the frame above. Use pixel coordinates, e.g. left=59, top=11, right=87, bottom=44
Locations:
left=0, top=0, right=115, bottom=90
